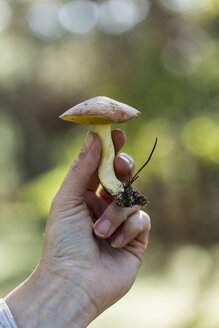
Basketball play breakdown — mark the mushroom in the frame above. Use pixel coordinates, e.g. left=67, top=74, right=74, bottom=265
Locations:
left=59, top=96, right=147, bottom=207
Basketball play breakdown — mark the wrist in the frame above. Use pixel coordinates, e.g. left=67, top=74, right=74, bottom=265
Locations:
left=5, top=263, right=97, bottom=328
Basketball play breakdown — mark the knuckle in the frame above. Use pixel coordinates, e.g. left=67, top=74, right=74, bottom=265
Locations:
left=70, top=151, right=86, bottom=174
left=127, top=214, right=140, bottom=230
left=140, top=211, right=151, bottom=230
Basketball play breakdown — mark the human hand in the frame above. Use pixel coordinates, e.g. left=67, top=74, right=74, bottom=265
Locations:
left=5, top=130, right=151, bottom=328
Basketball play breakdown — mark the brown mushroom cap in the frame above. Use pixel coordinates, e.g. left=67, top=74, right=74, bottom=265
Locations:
left=59, top=96, right=140, bottom=124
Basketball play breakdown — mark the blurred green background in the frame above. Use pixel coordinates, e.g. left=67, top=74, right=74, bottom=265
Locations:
left=1, top=0, right=219, bottom=327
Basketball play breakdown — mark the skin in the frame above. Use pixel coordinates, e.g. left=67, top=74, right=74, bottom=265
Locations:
left=5, top=129, right=151, bottom=328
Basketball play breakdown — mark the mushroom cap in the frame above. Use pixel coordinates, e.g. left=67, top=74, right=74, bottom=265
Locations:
left=59, top=96, right=140, bottom=124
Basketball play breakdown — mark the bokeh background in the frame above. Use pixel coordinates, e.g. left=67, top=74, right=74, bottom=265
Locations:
left=1, top=0, right=219, bottom=327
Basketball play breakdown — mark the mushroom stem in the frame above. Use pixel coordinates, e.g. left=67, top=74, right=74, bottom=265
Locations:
left=94, top=124, right=124, bottom=197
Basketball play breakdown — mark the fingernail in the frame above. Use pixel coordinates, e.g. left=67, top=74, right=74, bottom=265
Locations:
left=111, top=234, right=125, bottom=248
left=119, top=154, right=133, bottom=169
left=94, top=219, right=112, bottom=237
left=82, top=131, right=93, bottom=153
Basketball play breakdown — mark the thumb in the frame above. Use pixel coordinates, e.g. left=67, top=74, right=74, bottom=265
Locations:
left=57, top=131, right=101, bottom=203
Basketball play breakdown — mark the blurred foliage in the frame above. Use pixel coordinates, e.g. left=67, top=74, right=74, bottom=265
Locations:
left=1, top=0, right=219, bottom=327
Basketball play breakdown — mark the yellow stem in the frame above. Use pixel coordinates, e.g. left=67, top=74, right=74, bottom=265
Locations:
left=95, top=124, right=124, bottom=196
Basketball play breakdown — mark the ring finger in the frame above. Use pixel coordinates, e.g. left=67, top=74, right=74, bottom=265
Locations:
left=110, top=211, right=151, bottom=248
left=93, top=201, right=140, bottom=239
